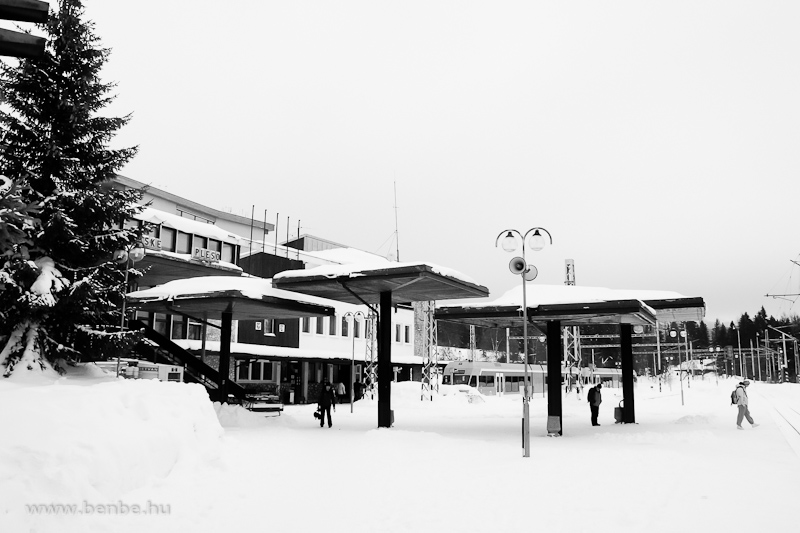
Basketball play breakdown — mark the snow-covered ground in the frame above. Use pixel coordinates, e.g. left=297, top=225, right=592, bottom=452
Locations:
left=2, top=367, right=799, bottom=533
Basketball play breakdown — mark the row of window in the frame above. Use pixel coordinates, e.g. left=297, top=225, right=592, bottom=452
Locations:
left=297, top=316, right=411, bottom=343
left=237, top=360, right=277, bottom=382
left=124, top=219, right=238, bottom=264
left=142, top=312, right=204, bottom=340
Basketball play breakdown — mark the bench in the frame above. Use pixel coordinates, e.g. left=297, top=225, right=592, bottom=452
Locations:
left=242, top=393, right=284, bottom=415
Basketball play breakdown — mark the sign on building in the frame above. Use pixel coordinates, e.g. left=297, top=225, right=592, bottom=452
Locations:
left=192, top=247, right=221, bottom=263
left=142, top=235, right=162, bottom=251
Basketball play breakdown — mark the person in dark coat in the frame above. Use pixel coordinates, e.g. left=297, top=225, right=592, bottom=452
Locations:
left=318, top=381, right=336, bottom=428
left=353, top=378, right=364, bottom=401
left=587, top=383, right=603, bottom=426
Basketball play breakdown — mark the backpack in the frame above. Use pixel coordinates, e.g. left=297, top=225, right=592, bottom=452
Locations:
left=730, top=386, right=741, bottom=405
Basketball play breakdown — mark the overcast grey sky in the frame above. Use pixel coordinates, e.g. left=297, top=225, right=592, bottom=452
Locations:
left=80, top=1, right=800, bottom=328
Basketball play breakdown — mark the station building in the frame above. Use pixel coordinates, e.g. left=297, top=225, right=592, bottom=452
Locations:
left=112, top=175, right=421, bottom=404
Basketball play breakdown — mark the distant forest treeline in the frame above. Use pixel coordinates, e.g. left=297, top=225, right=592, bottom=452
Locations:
left=437, top=307, right=799, bottom=377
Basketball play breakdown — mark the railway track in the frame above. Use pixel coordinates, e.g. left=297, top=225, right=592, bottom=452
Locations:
left=754, top=386, right=800, bottom=458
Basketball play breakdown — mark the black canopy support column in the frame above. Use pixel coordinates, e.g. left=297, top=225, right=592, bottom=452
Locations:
left=218, top=310, right=233, bottom=403
left=620, top=323, right=636, bottom=423
left=546, top=320, right=563, bottom=436
left=378, top=291, right=393, bottom=428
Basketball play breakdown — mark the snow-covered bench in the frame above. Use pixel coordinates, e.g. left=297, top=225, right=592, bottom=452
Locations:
left=241, top=393, right=284, bottom=415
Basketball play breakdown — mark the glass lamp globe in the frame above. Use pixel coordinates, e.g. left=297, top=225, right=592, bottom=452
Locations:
left=529, top=230, right=546, bottom=251
left=501, top=232, right=517, bottom=252
left=129, top=245, right=146, bottom=263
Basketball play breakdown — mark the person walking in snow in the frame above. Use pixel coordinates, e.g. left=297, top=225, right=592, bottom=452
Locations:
left=335, top=381, right=346, bottom=402
left=318, top=381, right=336, bottom=428
left=735, top=380, right=758, bottom=430
left=587, top=383, right=603, bottom=426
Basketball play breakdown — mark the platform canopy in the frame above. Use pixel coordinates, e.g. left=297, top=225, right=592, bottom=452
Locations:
left=273, top=261, right=489, bottom=429
left=435, top=284, right=704, bottom=327
left=126, top=275, right=336, bottom=320
left=271, top=262, right=490, bottom=305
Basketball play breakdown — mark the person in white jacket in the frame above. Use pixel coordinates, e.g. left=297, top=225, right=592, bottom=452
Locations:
left=735, top=380, right=759, bottom=430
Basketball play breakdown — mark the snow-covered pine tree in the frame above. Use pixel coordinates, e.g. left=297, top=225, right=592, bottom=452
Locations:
left=0, top=0, right=144, bottom=378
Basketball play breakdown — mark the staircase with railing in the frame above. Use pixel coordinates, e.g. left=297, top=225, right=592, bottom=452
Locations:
left=129, top=319, right=247, bottom=402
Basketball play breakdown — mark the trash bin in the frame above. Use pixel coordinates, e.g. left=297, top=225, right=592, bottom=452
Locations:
left=614, top=400, right=624, bottom=424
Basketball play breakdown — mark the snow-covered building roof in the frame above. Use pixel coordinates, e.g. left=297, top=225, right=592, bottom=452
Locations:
left=435, top=284, right=704, bottom=327
left=126, top=276, right=336, bottom=320
left=134, top=206, right=245, bottom=245
left=272, top=261, right=490, bottom=305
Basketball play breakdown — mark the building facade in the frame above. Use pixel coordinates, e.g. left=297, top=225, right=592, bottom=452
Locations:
left=113, top=175, right=420, bottom=404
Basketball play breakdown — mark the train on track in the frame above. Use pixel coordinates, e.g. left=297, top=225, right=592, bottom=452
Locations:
left=441, top=361, right=622, bottom=396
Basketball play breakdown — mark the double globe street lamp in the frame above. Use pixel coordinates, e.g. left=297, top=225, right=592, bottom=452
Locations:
left=669, top=328, right=687, bottom=405
left=343, top=310, right=366, bottom=414
left=113, top=242, right=145, bottom=377
left=496, top=227, right=552, bottom=458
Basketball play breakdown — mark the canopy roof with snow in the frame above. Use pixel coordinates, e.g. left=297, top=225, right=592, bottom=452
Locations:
left=126, top=276, right=336, bottom=320
left=435, top=284, right=705, bottom=327
left=272, top=262, right=490, bottom=305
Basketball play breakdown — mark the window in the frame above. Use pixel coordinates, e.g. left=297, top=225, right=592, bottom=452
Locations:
left=453, top=374, right=474, bottom=386
left=176, top=231, right=191, bottom=254
left=160, top=227, right=176, bottom=252
left=396, top=324, right=401, bottom=342
left=188, top=319, right=202, bottom=340
left=264, top=319, right=275, bottom=336
left=236, top=359, right=275, bottom=381
left=193, top=235, right=208, bottom=250
left=302, top=317, right=310, bottom=333
left=221, top=242, right=235, bottom=263
left=208, top=238, right=222, bottom=254
left=354, top=319, right=361, bottom=339
left=237, top=360, right=275, bottom=382
left=250, top=362, right=262, bottom=381
left=134, top=310, right=150, bottom=325
left=404, top=325, right=410, bottom=344
left=341, top=317, right=349, bottom=337
left=171, top=315, right=186, bottom=339
left=154, top=313, right=169, bottom=336
left=316, top=317, right=324, bottom=334
left=329, top=315, right=337, bottom=336
left=236, top=362, right=248, bottom=381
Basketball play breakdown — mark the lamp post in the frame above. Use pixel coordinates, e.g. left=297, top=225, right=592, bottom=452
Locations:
left=670, top=328, right=684, bottom=406
left=731, top=323, right=743, bottom=379
left=343, top=311, right=365, bottom=414
left=496, top=227, right=552, bottom=458
left=113, top=242, right=145, bottom=377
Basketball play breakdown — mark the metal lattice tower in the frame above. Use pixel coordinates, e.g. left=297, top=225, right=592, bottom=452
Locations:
left=420, top=300, right=439, bottom=400
left=563, top=259, right=581, bottom=386
left=563, top=326, right=582, bottom=374
left=364, top=313, right=378, bottom=399
left=469, top=325, right=476, bottom=361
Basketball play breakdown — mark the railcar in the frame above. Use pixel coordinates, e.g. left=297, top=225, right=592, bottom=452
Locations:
left=442, top=361, right=621, bottom=396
